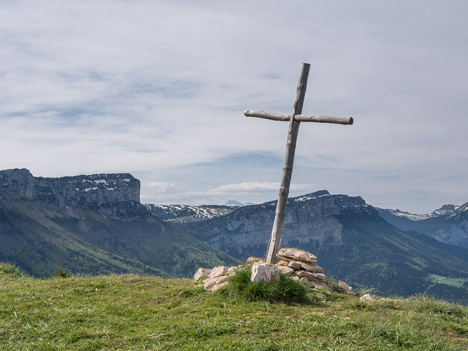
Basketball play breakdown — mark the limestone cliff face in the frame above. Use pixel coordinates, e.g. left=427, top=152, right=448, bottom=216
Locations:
left=0, top=168, right=35, bottom=199
left=179, top=190, right=376, bottom=258
left=0, top=168, right=140, bottom=208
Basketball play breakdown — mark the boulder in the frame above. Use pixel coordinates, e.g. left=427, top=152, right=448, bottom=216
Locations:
left=193, top=268, right=212, bottom=282
left=204, top=274, right=231, bottom=292
left=226, top=266, right=239, bottom=275
left=246, top=257, right=264, bottom=265
left=300, top=262, right=324, bottom=274
left=277, top=265, right=295, bottom=276
left=337, top=280, right=353, bottom=293
left=208, top=266, right=228, bottom=279
left=277, top=248, right=317, bottom=263
left=211, top=281, right=229, bottom=292
left=250, top=262, right=280, bottom=283
left=203, top=277, right=218, bottom=291
left=299, top=277, right=311, bottom=285
left=360, top=293, right=374, bottom=302
left=295, top=270, right=326, bottom=282
left=216, top=275, right=230, bottom=285
left=277, top=260, right=290, bottom=266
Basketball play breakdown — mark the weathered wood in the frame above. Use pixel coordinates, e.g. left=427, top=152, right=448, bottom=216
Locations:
left=245, top=63, right=354, bottom=266
left=265, top=63, right=310, bottom=264
left=244, top=110, right=353, bottom=125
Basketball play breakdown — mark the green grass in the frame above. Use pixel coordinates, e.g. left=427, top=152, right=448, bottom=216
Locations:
left=1, top=262, right=467, bottom=350
left=221, top=266, right=309, bottom=304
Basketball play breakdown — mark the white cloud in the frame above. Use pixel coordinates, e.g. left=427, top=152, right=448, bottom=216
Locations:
left=147, top=182, right=176, bottom=193
left=211, top=182, right=312, bottom=193
left=212, top=182, right=279, bottom=193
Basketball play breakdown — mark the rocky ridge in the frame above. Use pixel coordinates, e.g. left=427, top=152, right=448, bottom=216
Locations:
left=0, top=168, right=140, bottom=208
left=179, top=190, right=374, bottom=258
left=378, top=204, right=459, bottom=222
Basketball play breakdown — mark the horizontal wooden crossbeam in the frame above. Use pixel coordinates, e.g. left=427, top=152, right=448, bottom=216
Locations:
left=244, top=110, right=353, bottom=125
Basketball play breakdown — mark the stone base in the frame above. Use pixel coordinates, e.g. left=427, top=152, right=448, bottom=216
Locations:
left=250, top=262, right=280, bottom=283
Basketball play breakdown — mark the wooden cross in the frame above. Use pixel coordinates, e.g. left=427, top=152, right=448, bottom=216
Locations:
left=244, top=63, right=354, bottom=264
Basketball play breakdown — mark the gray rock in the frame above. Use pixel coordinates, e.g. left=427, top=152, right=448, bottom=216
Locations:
left=300, top=262, right=324, bottom=273
left=246, top=257, right=264, bottom=265
left=277, top=248, right=317, bottom=264
left=250, top=262, right=280, bottom=283
left=337, top=280, right=353, bottom=293
left=203, top=277, right=218, bottom=291
left=295, top=270, right=326, bottom=282
left=360, top=293, right=374, bottom=302
left=226, top=266, right=239, bottom=275
left=287, top=261, right=303, bottom=270
left=193, top=268, right=212, bottom=282
left=204, top=274, right=230, bottom=291
left=277, top=265, right=295, bottom=276
left=211, top=281, right=229, bottom=292
left=208, top=266, right=228, bottom=279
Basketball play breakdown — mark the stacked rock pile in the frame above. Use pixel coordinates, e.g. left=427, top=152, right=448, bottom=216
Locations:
left=194, top=248, right=352, bottom=294
left=275, top=248, right=328, bottom=290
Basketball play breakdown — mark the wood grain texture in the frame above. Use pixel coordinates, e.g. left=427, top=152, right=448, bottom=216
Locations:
left=244, top=110, right=353, bottom=125
left=265, top=63, right=310, bottom=264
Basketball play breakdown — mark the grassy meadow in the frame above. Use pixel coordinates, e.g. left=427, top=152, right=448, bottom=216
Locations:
left=0, top=263, right=467, bottom=350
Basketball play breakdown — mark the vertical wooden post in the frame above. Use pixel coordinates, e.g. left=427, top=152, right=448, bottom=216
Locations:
left=265, top=63, right=310, bottom=264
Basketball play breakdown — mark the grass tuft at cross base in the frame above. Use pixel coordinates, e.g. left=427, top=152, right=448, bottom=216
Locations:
left=219, top=266, right=309, bottom=304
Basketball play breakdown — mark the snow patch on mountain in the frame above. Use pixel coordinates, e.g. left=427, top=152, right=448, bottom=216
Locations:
left=145, top=204, right=235, bottom=223
left=384, top=204, right=459, bottom=222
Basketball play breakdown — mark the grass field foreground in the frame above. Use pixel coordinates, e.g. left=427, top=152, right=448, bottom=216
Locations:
left=1, top=263, right=467, bottom=350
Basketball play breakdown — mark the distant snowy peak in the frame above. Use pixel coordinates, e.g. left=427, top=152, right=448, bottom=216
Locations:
left=224, top=200, right=255, bottom=207
left=145, top=204, right=235, bottom=223
left=432, top=204, right=459, bottom=216
left=448, top=202, right=468, bottom=219
left=384, top=204, right=459, bottom=222
left=385, top=209, right=433, bottom=221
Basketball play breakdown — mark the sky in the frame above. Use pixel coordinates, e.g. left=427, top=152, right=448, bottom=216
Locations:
left=1, top=1, right=467, bottom=213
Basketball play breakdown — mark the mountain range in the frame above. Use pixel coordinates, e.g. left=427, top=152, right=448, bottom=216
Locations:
left=170, top=190, right=468, bottom=304
left=2, top=168, right=468, bottom=304
left=0, top=169, right=238, bottom=278
left=378, top=204, right=468, bottom=248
